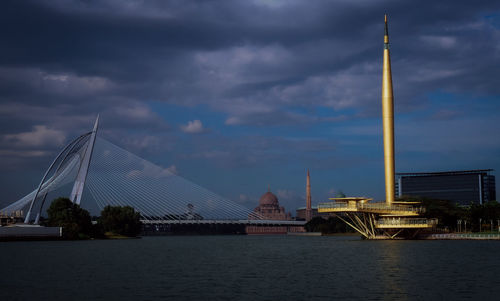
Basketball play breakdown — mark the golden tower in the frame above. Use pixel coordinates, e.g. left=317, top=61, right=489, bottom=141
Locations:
left=306, top=169, right=312, bottom=221
left=382, top=14, right=395, bottom=205
left=316, top=16, right=438, bottom=239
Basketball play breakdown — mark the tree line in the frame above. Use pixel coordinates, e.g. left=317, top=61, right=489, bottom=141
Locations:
left=415, top=197, right=500, bottom=232
left=43, top=197, right=142, bottom=239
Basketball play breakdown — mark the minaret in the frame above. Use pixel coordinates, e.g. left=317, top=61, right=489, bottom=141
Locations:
left=382, top=15, right=395, bottom=205
left=306, top=169, right=312, bottom=221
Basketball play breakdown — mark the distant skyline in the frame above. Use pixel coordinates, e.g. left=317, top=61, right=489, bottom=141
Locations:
left=1, top=0, right=500, bottom=212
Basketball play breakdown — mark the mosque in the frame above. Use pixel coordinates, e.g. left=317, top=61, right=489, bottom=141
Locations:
left=245, top=187, right=294, bottom=234
left=253, top=187, right=291, bottom=220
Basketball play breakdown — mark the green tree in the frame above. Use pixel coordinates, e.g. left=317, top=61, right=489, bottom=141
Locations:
left=305, top=216, right=354, bottom=234
left=468, top=201, right=500, bottom=232
left=99, top=205, right=142, bottom=237
left=46, top=197, right=93, bottom=239
left=420, top=198, right=460, bottom=230
left=305, top=216, right=326, bottom=232
left=398, top=196, right=500, bottom=232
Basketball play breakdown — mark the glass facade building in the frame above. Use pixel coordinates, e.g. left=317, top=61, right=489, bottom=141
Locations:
left=396, top=170, right=496, bottom=205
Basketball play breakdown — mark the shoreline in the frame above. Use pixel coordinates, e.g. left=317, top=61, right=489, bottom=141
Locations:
left=419, top=233, right=500, bottom=240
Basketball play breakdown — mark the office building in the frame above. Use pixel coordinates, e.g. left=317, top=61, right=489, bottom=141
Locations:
left=396, top=169, right=496, bottom=205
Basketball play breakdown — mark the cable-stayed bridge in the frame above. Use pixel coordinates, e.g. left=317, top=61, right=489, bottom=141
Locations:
left=0, top=117, right=305, bottom=227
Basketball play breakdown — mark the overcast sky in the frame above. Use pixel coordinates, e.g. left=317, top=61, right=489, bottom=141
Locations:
left=1, top=0, right=499, bottom=212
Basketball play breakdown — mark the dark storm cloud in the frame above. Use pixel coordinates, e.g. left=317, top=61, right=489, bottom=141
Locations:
left=2, top=1, right=498, bottom=115
left=1, top=0, right=500, bottom=204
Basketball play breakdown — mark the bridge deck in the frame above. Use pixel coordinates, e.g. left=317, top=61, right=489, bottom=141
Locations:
left=141, top=219, right=307, bottom=226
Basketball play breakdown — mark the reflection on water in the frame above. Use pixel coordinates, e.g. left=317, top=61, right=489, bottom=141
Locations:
left=373, top=241, right=408, bottom=300
left=1, top=236, right=500, bottom=300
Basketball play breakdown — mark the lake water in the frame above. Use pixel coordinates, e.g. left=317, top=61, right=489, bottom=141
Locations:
left=1, top=235, right=500, bottom=300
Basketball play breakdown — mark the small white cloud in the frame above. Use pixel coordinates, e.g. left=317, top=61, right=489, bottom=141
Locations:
left=4, top=125, right=66, bottom=147
left=0, top=150, right=49, bottom=157
left=166, top=164, right=178, bottom=175
left=180, top=119, right=206, bottom=134
left=42, top=74, right=68, bottom=82
left=126, top=135, right=161, bottom=149
left=235, top=194, right=257, bottom=209
left=115, top=104, right=154, bottom=119
left=126, top=169, right=142, bottom=179
left=39, top=70, right=111, bottom=94
left=420, top=35, right=457, bottom=49
left=277, top=189, right=297, bottom=201
left=252, top=0, right=293, bottom=8
left=225, top=116, right=241, bottom=125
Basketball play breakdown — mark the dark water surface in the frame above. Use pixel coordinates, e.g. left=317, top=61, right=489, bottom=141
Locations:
left=1, top=235, right=499, bottom=300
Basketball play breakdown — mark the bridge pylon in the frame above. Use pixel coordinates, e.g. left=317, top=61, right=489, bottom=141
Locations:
left=70, top=115, right=99, bottom=206
left=23, top=116, right=99, bottom=224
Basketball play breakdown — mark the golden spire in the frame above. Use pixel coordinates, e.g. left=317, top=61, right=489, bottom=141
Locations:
left=382, top=14, right=395, bottom=205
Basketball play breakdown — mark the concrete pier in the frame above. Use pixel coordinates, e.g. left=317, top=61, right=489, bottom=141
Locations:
left=0, top=225, right=62, bottom=240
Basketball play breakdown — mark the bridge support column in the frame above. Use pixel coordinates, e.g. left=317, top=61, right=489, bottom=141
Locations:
left=70, top=115, right=99, bottom=205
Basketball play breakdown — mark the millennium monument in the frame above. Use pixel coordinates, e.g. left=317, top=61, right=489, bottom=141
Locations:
left=317, top=16, right=437, bottom=239
left=382, top=14, right=396, bottom=205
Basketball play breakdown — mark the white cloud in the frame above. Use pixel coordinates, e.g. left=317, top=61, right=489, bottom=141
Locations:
left=4, top=125, right=66, bottom=147
left=114, top=104, right=155, bottom=120
left=420, top=35, right=457, bottom=49
left=194, top=44, right=294, bottom=89
left=39, top=70, right=112, bottom=95
left=276, top=189, right=298, bottom=201
left=180, top=119, right=206, bottom=134
left=217, top=61, right=381, bottom=127
left=166, top=164, right=178, bottom=175
left=408, top=67, right=462, bottom=83
left=118, top=135, right=161, bottom=150
left=252, top=0, right=295, bottom=8
left=235, top=193, right=258, bottom=209
left=0, top=150, right=49, bottom=157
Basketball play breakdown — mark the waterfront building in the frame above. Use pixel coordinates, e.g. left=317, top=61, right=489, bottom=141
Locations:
left=0, top=210, right=24, bottom=226
left=296, top=206, right=331, bottom=220
left=396, top=169, right=496, bottom=205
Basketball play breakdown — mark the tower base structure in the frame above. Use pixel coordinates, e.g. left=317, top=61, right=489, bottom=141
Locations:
left=318, top=197, right=437, bottom=239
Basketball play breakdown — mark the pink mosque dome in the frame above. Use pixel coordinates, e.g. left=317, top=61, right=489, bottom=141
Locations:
left=249, top=187, right=291, bottom=222
left=258, top=191, right=279, bottom=206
